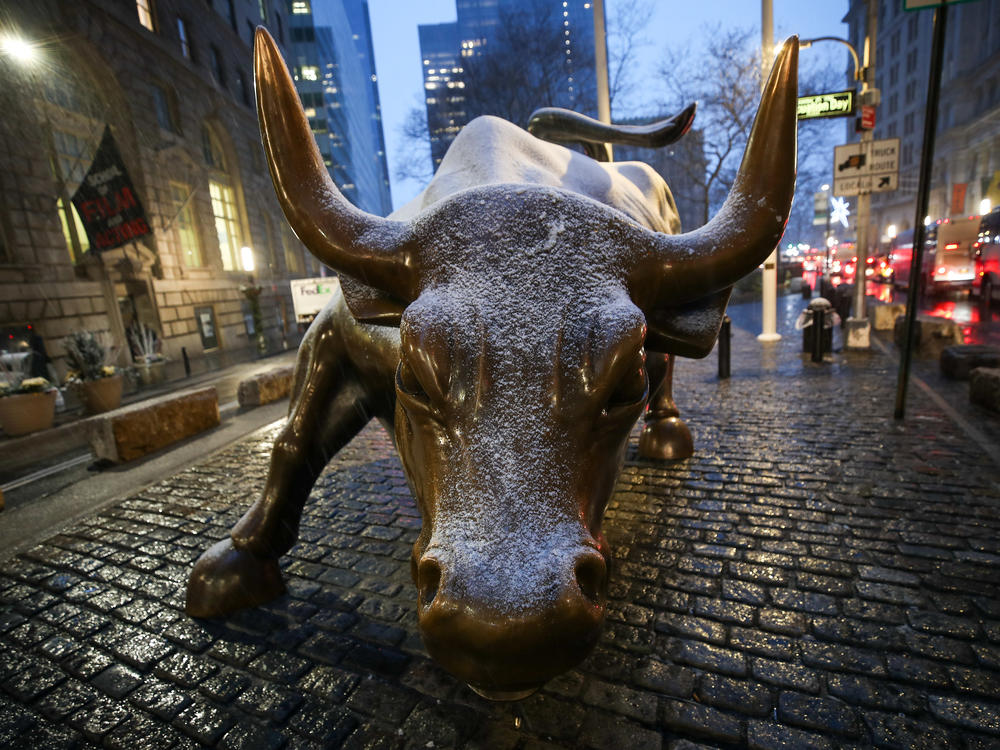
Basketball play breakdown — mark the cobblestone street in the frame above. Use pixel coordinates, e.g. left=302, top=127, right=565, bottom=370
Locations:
left=2, top=298, right=1000, bottom=749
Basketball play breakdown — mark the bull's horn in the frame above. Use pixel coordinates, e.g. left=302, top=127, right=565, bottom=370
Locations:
left=255, top=28, right=414, bottom=300
left=630, top=37, right=798, bottom=308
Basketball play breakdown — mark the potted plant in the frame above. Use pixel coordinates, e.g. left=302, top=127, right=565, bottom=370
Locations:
left=63, top=330, right=123, bottom=415
left=127, top=322, right=167, bottom=386
left=0, top=356, right=57, bottom=436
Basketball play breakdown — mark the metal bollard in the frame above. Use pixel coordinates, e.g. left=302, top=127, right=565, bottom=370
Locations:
left=718, top=315, right=731, bottom=379
left=811, top=307, right=825, bottom=363
left=182, top=346, right=191, bottom=377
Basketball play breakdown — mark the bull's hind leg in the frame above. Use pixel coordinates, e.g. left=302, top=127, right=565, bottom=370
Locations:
left=638, top=352, right=694, bottom=460
left=186, top=311, right=373, bottom=617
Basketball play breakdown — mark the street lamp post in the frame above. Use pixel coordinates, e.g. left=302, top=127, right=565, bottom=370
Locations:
left=844, top=0, right=879, bottom=351
left=799, top=2, right=879, bottom=350
left=758, top=0, right=780, bottom=342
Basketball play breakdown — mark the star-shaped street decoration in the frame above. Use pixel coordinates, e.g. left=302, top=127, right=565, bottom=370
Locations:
left=830, top=196, right=850, bottom=228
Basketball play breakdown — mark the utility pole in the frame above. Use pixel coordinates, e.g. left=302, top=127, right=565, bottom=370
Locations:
left=758, top=0, right=780, bottom=342
left=845, top=0, right=879, bottom=350
left=592, top=0, right=612, bottom=159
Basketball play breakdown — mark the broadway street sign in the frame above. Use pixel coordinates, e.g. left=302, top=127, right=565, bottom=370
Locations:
left=797, top=90, right=856, bottom=120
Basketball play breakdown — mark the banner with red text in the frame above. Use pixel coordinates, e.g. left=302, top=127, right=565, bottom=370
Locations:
left=71, top=126, right=152, bottom=252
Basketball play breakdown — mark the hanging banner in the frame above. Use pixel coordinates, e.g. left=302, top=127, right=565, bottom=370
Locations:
left=71, top=126, right=152, bottom=252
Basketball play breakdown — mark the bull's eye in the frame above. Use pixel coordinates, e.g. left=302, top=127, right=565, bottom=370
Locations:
left=396, top=361, right=429, bottom=401
left=602, top=359, right=647, bottom=417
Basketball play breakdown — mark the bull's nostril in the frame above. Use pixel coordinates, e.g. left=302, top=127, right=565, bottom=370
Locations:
left=418, top=557, right=442, bottom=608
left=575, top=554, right=606, bottom=604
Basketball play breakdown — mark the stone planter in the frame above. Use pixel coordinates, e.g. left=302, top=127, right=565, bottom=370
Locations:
left=76, top=374, right=123, bottom=415
left=0, top=390, right=57, bottom=436
left=136, top=360, right=167, bottom=387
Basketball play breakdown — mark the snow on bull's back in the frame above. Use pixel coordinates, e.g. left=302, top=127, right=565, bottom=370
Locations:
left=392, top=116, right=678, bottom=235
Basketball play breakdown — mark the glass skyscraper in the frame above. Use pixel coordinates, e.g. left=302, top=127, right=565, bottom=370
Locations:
left=288, top=0, right=392, bottom=216
left=419, top=0, right=600, bottom=170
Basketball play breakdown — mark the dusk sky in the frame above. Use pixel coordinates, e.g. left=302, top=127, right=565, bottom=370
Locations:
left=366, top=1, right=850, bottom=210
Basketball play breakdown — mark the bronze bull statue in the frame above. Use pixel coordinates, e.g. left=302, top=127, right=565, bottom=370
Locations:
left=187, top=28, right=798, bottom=700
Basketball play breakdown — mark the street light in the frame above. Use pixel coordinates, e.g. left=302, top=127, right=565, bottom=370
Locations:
left=799, top=37, right=861, bottom=82
left=0, top=33, right=38, bottom=65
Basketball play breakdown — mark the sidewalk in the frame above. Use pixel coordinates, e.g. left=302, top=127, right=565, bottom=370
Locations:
left=1, top=296, right=999, bottom=749
left=0, top=348, right=299, bottom=485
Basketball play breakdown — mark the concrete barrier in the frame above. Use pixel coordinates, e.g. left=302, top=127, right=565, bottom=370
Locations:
left=237, top=366, right=294, bottom=408
left=893, top=315, right=964, bottom=359
left=867, top=301, right=906, bottom=331
left=970, top=367, right=1000, bottom=413
left=87, top=386, right=219, bottom=463
left=940, top=345, right=1000, bottom=380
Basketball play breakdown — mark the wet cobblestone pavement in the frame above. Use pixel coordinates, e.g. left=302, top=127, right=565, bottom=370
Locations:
left=2, top=298, right=999, bottom=749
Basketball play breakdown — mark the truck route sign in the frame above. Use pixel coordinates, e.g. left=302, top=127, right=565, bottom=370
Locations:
left=832, top=138, right=900, bottom=196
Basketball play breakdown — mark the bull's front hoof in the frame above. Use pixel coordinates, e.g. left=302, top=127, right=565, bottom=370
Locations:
left=185, top=538, right=286, bottom=618
left=638, top=416, right=694, bottom=460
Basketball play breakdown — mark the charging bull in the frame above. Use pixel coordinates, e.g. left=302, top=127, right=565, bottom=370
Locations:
left=187, top=28, right=797, bottom=700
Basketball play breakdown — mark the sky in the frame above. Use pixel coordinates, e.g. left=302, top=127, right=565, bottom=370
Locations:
left=366, top=0, right=850, bottom=211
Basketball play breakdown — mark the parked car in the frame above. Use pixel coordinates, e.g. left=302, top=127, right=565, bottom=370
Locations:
left=974, top=207, right=1000, bottom=305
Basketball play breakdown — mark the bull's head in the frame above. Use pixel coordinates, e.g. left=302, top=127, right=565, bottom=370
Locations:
left=254, top=28, right=797, bottom=699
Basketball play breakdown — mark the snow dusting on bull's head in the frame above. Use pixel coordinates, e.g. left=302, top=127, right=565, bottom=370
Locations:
left=254, top=27, right=798, bottom=698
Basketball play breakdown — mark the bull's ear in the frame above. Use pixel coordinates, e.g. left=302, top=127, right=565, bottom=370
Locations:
left=339, top=276, right=406, bottom=325
left=643, top=288, right=731, bottom=359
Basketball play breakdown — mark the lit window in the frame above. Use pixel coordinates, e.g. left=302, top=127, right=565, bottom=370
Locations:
left=171, top=182, right=202, bottom=267
left=56, top=197, right=89, bottom=263
left=51, top=129, right=94, bottom=263
left=292, top=1, right=311, bottom=13
left=209, top=180, right=241, bottom=270
left=177, top=17, right=190, bottom=58
left=300, top=66, right=319, bottom=81
left=136, top=0, right=155, bottom=31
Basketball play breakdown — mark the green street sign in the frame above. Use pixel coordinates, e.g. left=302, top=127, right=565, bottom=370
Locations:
left=904, top=0, right=978, bottom=10
left=797, top=90, right=856, bottom=120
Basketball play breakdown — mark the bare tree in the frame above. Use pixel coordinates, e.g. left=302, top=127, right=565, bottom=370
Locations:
left=657, top=24, right=844, bottom=235
left=395, top=0, right=649, bottom=185
left=605, top=0, right=653, bottom=117
left=393, top=99, right=434, bottom=187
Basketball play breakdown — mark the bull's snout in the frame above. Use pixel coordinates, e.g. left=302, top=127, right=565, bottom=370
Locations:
left=416, top=548, right=608, bottom=700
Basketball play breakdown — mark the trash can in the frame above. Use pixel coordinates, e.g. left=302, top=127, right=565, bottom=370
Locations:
left=796, top=297, right=837, bottom=355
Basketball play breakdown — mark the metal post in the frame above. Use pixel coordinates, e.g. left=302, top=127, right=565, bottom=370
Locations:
left=894, top=4, right=948, bottom=420
left=182, top=346, right=191, bottom=377
left=592, top=0, right=612, bottom=159
left=718, top=315, right=731, bottom=379
left=846, top=0, right=879, bottom=350
left=758, top=0, right=780, bottom=342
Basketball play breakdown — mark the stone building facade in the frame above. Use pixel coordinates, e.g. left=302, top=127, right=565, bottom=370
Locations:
left=0, top=0, right=321, bottom=381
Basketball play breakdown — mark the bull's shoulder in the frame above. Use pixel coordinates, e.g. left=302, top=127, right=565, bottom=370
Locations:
left=598, top=161, right=681, bottom=235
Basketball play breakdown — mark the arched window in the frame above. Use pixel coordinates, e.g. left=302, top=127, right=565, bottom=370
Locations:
left=202, top=124, right=245, bottom=271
